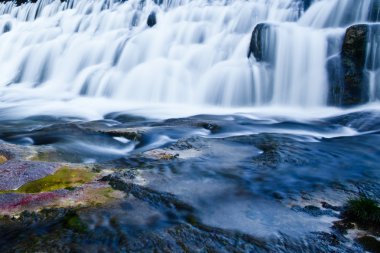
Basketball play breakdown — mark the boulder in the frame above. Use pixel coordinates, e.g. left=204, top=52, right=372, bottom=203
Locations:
left=2, top=22, right=11, bottom=33
left=328, top=24, right=380, bottom=107
left=247, top=23, right=275, bottom=64
left=147, top=11, right=157, bottom=27
left=303, top=0, right=313, bottom=11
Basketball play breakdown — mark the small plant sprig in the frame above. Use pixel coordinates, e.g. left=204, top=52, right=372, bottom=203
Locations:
left=344, top=197, right=380, bottom=227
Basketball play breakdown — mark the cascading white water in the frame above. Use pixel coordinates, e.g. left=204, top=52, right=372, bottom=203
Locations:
left=299, top=0, right=373, bottom=28
left=0, top=0, right=378, bottom=112
left=365, top=25, right=380, bottom=101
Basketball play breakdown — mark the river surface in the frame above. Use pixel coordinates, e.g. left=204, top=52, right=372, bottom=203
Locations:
left=0, top=105, right=379, bottom=252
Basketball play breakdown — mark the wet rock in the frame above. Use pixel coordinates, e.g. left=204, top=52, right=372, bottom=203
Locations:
left=153, top=0, right=163, bottom=5
left=147, top=11, right=157, bottom=27
left=0, top=215, right=266, bottom=253
left=101, top=169, right=137, bottom=182
left=326, top=110, right=380, bottom=132
left=21, top=122, right=88, bottom=145
left=0, top=141, right=33, bottom=160
left=0, top=160, right=124, bottom=216
left=144, top=150, right=179, bottom=160
left=341, top=24, right=370, bottom=106
left=248, top=23, right=275, bottom=63
left=194, top=121, right=220, bottom=133
left=62, top=210, right=88, bottom=233
left=0, top=181, right=124, bottom=216
left=328, top=24, right=380, bottom=107
left=104, top=173, right=194, bottom=213
left=0, top=0, right=27, bottom=5
left=229, top=134, right=309, bottom=169
left=303, top=0, right=313, bottom=10
left=0, top=191, right=67, bottom=216
left=357, top=236, right=380, bottom=253
left=156, top=117, right=221, bottom=133
left=2, top=22, right=11, bottom=33
left=93, top=127, right=143, bottom=142
left=0, top=160, right=59, bottom=191
left=321, top=201, right=342, bottom=212
left=333, top=219, right=355, bottom=233
left=147, top=146, right=198, bottom=161
left=252, top=137, right=281, bottom=168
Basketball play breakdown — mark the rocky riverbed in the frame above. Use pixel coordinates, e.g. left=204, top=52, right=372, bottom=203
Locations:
left=0, top=110, right=379, bottom=252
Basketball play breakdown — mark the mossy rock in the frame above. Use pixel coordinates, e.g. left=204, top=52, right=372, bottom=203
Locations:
left=0, top=166, right=95, bottom=194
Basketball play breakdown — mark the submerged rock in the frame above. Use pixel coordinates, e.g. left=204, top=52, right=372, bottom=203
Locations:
left=94, top=127, right=143, bottom=142
left=326, top=110, right=380, bottom=132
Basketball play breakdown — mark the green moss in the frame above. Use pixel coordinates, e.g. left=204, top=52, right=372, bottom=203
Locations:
left=63, top=211, right=88, bottom=233
left=1, top=167, right=95, bottom=194
left=344, top=197, right=380, bottom=227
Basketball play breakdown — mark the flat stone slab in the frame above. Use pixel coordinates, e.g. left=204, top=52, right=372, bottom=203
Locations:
left=0, top=160, right=59, bottom=191
left=0, top=182, right=125, bottom=216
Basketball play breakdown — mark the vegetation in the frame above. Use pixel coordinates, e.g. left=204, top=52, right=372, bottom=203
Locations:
left=344, top=197, right=380, bottom=227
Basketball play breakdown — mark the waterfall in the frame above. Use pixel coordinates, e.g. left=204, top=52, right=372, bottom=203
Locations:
left=366, top=25, right=380, bottom=101
left=299, top=0, right=373, bottom=28
left=0, top=0, right=378, bottom=110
